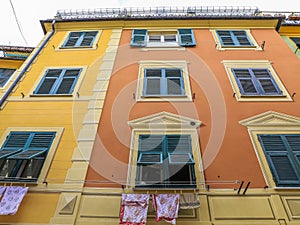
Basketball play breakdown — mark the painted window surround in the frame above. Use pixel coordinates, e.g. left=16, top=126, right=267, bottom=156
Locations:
left=127, top=111, right=204, bottom=190
left=0, top=127, right=63, bottom=184
left=56, top=30, right=102, bottom=51
left=211, top=29, right=262, bottom=50
left=29, top=66, right=88, bottom=99
left=222, top=60, right=292, bottom=101
left=240, top=111, right=300, bottom=189
left=136, top=60, right=192, bottom=102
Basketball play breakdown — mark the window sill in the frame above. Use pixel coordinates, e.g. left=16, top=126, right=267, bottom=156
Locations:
left=217, top=45, right=261, bottom=51
left=141, top=46, right=186, bottom=51
left=137, top=95, right=192, bottom=102
left=30, top=94, right=73, bottom=97
left=56, top=46, right=97, bottom=51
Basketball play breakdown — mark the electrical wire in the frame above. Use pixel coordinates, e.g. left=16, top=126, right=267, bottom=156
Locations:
left=9, top=0, right=28, bottom=46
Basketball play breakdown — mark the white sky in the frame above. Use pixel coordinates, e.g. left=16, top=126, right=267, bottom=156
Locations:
left=1, top=0, right=299, bottom=47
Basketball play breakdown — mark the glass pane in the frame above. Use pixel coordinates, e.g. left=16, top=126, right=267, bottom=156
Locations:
left=240, top=79, right=257, bottom=93
left=133, top=36, right=145, bottom=44
left=149, top=35, right=161, bottom=42
left=259, top=80, right=277, bottom=93
left=169, top=164, right=193, bottom=185
left=165, top=69, right=181, bottom=77
left=167, top=78, right=182, bottom=95
left=164, top=35, right=176, bottom=42
left=169, top=154, right=193, bottom=163
left=0, top=160, right=16, bottom=178
left=145, top=69, right=161, bottom=77
left=146, top=79, right=160, bottom=95
left=138, top=165, right=162, bottom=185
left=21, top=158, right=44, bottom=179
left=56, top=78, right=75, bottom=94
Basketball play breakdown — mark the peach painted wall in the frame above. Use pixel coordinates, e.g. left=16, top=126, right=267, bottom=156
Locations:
left=85, top=28, right=300, bottom=188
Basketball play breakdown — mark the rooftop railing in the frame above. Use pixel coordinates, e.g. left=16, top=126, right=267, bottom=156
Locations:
left=56, top=6, right=260, bottom=20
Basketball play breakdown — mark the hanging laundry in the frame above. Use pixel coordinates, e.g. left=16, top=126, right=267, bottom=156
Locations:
left=179, top=193, right=200, bottom=209
left=119, top=194, right=149, bottom=225
left=0, top=186, right=28, bottom=215
left=0, top=186, right=6, bottom=197
left=152, top=194, right=180, bottom=225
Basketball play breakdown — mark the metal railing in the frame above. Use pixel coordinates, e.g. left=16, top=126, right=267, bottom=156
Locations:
left=56, top=6, right=260, bottom=20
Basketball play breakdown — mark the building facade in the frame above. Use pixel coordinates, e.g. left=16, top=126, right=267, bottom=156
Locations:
left=0, top=6, right=300, bottom=225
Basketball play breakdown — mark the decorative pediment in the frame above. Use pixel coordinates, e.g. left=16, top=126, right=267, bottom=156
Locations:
left=240, top=111, right=300, bottom=127
left=128, top=111, right=201, bottom=129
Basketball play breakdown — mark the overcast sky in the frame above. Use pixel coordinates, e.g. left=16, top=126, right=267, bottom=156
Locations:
left=1, top=0, right=299, bottom=47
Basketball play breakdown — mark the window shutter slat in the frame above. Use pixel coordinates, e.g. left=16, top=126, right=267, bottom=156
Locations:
left=130, top=29, right=147, bottom=47
left=139, top=135, right=163, bottom=152
left=217, top=30, right=253, bottom=46
left=268, top=154, right=299, bottom=182
left=178, top=29, right=196, bottom=47
left=56, top=78, right=76, bottom=94
left=8, top=149, right=47, bottom=160
left=29, top=133, right=55, bottom=149
left=2, top=133, right=30, bottom=149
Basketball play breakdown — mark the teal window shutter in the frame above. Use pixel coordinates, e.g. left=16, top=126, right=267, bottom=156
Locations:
left=0, top=131, right=56, bottom=181
left=290, top=37, right=300, bottom=48
left=258, top=134, right=300, bottom=187
left=130, top=29, right=147, bottom=47
left=34, top=68, right=81, bottom=95
left=217, top=30, right=253, bottom=46
left=178, top=29, right=196, bottom=47
left=136, top=134, right=195, bottom=188
left=0, top=68, right=16, bottom=87
left=62, top=31, right=98, bottom=47
left=232, top=68, right=282, bottom=96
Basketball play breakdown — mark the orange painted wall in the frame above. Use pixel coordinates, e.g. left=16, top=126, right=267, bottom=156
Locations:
left=85, top=28, right=300, bottom=188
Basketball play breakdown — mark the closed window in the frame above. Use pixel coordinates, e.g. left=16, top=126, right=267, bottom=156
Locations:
left=34, top=68, right=81, bottom=95
left=290, top=37, right=300, bottom=48
left=0, top=131, right=56, bottom=182
left=232, top=68, right=282, bottom=96
left=258, top=134, right=300, bottom=187
left=136, top=134, right=196, bottom=188
left=0, top=68, right=15, bottom=87
left=143, top=68, right=185, bottom=96
left=62, top=31, right=98, bottom=48
left=216, top=30, right=253, bottom=47
left=130, top=29, right=196, bottom=47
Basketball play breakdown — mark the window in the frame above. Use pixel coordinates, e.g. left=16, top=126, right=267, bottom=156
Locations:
left=130, top=29, right=196, bottom=47
left=0, top=131, right=56, bottom=182
left=212, top=29, right=260, bottom=50
left=136, top=61, right=192, bottom=102
left=62, top=31, right=98, bottom=48
left=144, top=68, right=184, bottom=96
left=223, top=60, right=292, bottom=101
left=136, top=134, right=196, bottom=188
left=34, top=68, right=81, bottom=95
left=290, top=37, right=300, bottom=48
left=0, top=68, right=15, bottom=88
left=217, top=30, right=253, bottom=47
left=258, top=134, right=300, bottom=187
left=232, top=68, right=282, bottom=96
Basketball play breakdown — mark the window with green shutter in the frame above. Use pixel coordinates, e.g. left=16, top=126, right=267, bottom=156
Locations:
left=143, top=68, right=185, bottom=96
left=62, top=31, right=98, bottom=48
left=232, top=68, right=282, bottom=96
left=290, top=37, right=300, bottom=49
left=0, top=68, right=15, bottom=88
left=216, top=30, right=253, bottom=47
left=258, top=134, right=300, bottom=187
left=136, top=134, right=196, bottom=188
left=34, top=68, right=81, bottom=95
left=0, top=131, right=56, bottom=182
left=131, top=29, right=196, bottom=47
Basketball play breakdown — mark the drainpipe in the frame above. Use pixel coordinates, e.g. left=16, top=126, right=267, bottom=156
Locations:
left=0, top=20, right=56, bottom=109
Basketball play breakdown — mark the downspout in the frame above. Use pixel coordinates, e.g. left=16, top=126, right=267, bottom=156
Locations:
left=0, top=19, right=56, bottom=109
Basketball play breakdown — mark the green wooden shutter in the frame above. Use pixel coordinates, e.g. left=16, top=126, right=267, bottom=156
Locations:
left=232, top=69, right=258, bottom=94
left=217, top=30, right=235, bottom=46
left=290, top=37, right=300, bottom=48
left=130, top=29, right=147, bottom=47
left=178, top=29, right=196, bottom=47
left=232, top=30, right=252, bottom=46
left=258, top=134, right=300, bottom=186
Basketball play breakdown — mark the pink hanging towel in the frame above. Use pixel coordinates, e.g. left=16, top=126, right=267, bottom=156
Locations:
left=0, top=186, right=28, bottom=215
left=152, top=194, right=180, bottom=225
left=119, top=194, right=149, bottom=225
